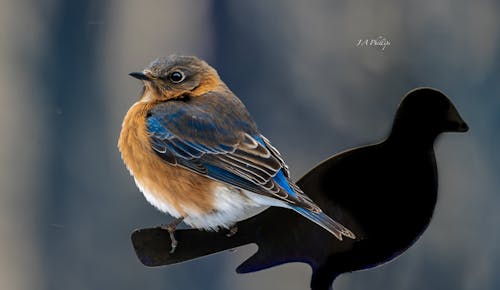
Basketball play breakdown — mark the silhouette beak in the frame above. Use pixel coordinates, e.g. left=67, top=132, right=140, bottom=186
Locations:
left=446, top=106, right=469, bottom=132
left=129, top=72, right=150, bottom=81
left=453, top=120, right=469, bottom=132
left=458, top=120, right=469, bottom=132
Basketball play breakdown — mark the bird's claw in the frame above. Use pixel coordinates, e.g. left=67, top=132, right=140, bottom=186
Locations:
left=169, top=232, right=178, bottom=254
left=160, top=217, right=184, bottom=254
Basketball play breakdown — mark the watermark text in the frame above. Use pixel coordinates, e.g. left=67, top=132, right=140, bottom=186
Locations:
left=356, top=36, right=390, bottom=51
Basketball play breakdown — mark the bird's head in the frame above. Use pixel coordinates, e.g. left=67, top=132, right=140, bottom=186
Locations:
left=392, top=88, right=469, bottom=139
left=129, top=55, right=224, bottom=102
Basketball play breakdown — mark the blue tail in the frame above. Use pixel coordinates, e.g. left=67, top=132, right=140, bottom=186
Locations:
left=291, top=206, right=356, bottom=240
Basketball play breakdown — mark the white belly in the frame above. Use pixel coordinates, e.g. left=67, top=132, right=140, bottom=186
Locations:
left=184, top=186, right=272, bottom=231
left=136, top=178, right=288, bottom=231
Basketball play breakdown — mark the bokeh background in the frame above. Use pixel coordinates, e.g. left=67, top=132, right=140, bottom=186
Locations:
left=1, top=1, right=499, bottom=289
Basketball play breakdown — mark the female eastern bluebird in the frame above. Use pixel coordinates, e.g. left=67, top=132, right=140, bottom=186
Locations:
left=118, top=55, right=355, bottom=252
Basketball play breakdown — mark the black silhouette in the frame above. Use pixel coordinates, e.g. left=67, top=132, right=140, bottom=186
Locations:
left=131, top=87, right=468, bottom=290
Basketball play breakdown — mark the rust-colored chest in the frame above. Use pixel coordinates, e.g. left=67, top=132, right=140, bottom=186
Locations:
left=118, top=101, right=216, bottom=216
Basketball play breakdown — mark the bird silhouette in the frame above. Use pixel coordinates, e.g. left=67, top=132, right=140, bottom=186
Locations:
left=131, top=87, right=468, bottom=290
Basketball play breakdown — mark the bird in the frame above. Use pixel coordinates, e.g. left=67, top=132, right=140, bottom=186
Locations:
left=131, top=87, right=468, bottom=290
left=118, top=55, right=355, bottom=253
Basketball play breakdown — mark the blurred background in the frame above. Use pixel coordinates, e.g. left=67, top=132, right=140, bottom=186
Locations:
left=0, top=0, right=499, bottom=289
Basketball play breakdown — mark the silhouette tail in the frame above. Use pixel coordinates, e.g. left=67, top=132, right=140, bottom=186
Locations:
left=291, top=206, right=356, bottom=240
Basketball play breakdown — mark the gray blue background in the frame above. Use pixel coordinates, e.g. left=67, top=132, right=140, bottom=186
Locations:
left=0, top=1, right=498, bottom=289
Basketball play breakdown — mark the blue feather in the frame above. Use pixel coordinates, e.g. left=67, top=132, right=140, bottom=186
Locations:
left=253, top=136, right=296, bottom=197
left=147, top=117, right=172, bottom=139
left=273, top=170, right=296, bottom=197
left=290, top=205, right=347, bottom=240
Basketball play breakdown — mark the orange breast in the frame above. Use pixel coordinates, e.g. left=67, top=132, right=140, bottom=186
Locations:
left=117, top=101, right=216, bottom=216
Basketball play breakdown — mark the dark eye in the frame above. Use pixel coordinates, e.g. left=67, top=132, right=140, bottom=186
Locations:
left=169, top=71, right=185, bottom=83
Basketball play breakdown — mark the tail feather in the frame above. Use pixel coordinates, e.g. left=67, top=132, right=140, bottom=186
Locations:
left=291, top=206, right=356, bottom=240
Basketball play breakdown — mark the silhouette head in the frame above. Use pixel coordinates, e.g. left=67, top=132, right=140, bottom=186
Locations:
left=391, top=88, right=469, bottom=141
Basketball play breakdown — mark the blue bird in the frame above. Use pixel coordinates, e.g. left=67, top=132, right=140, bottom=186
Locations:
left=118, top=55, right=355, bottom=252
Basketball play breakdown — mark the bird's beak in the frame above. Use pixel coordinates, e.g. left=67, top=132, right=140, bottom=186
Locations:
left=455, top=119, right=469, bottom=132
left=445, top=105, right=469, bottom=132
left=129, top=72, right=150, bottom=81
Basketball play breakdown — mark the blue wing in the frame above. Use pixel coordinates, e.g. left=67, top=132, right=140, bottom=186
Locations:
left=146, top=91, right=319, bottom=211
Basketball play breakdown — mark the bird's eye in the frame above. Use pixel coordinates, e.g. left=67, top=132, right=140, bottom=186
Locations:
left=169, top=71, right=185, bottom=83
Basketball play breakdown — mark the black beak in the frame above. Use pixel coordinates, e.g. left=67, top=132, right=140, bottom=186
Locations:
left=129, top=72, right=150, bottom=81
left=458, top=120, right=469, bottom=132
left=446, top=105, right=469, bottom=132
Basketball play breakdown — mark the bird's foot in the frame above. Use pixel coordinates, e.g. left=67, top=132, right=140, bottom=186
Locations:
left=166, top=228, right=178, bottom=254
left=226, top=224, right=238, bottom=237
left=160, top=217, right=184, bottom=254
